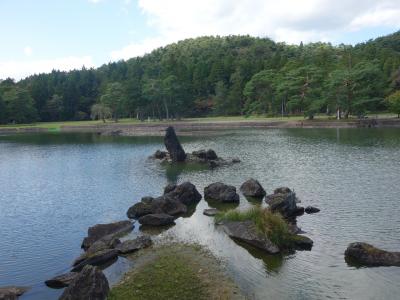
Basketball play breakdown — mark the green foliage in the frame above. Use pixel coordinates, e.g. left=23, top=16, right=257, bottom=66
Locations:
left=100, top=82, right=127, bottom=121
left=90, top=103, right=112, bottom=122
left=216, top=207, right=293, bottom=247
left=386, top=90, right=400, bottom=117
left=2, top=87, right=38, bottom=123
left=1, top=32, right=400, bottom=124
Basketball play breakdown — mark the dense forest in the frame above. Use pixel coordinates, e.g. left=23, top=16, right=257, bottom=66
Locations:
left=1, top=32, right=400, bottom=124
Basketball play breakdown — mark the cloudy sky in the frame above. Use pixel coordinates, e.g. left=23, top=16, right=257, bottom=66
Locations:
left=1, top=0, right=399, bottom=80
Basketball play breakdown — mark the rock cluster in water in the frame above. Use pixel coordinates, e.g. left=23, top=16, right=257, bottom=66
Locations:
left=151, top=126, right=240, bottom=168
left=127, top=181, right=202, bottom=225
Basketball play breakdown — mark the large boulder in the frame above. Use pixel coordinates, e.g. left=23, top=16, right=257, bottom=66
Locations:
left=223, top=221, right=279, bottom=254
left=72, top=249, right=119, bottom=272
left=240, top=179, right=266, bottom=198
left=45, top=272, right=78, bottom=289
left=164, top=126, right=186, bottom=162
left=204, top=182, right=239, bottom=203
left=0, top=286, right=29, bottom=299
left=166, top=182, right=202, bottom=205
left=127, top=198, right=154, bottom=219
left=115, top=236, right=152, bottom=254
left=59, top=265, right=109, bottom=300
left=265, top=187, right=300, bottom=218
left=151, top=195, right=187, bottom=216
left=345, top=242, right=400, bottom=267
left=138, top=213, right=175, bottom=226
left=81, top=221, right=133, bottom=250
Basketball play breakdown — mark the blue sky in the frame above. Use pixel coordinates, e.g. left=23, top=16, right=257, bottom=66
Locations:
left=1, top=0, right=399, bottom=80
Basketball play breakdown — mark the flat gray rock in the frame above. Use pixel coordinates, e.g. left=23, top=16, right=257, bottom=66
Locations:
left=72, top=249, right=119, bottom=272
left=45, top=272, right=78, bottom=289
left=203, top=208, right=219, bottom=216
left=0, top=286, right=29, bottom=299
left=138, top=213, right=175, bottom=226
left=81, top=221, right=133, bottom=250
left=116, top=236, right=152, bottom=254
left=223, top=220, right=279, bottom=254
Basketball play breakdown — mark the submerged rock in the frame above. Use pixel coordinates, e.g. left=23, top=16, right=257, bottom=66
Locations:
left=240, top=178, right=266, bottom=198
left=153, top=150, right=167, bottom=159
left=45, top=272, right=78, bottom=289
left=81, top=221, right=133, bottom=250
left=192, top=149, right=218, bottom=160
left=59, top=265, right=109, bottom=300
left=0, top=286, right=29, bottom=299
left=115, top=236, right=153, bottom=254
left=291, top=235, right=313, bottom=250
left=345, top=242, right=400, bottom=267
left=223, top=221, right=280, bottom=254
left=72, top=249, right=119, bottom=272
left=164, top=126, right=186, bottom=162
left=138, top=213, right=175, bottom=226
left=204, top=182, right=240, bottom=203
left=203, top=208, right=219, bottom=216
left=305, top=206, right=320, bottom=214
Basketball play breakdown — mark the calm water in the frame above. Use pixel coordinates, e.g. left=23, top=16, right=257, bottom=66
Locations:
left=1, top=129, right=400, bottom=299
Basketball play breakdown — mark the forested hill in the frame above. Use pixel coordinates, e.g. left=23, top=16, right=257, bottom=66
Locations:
left=1, top=32, right=400, bottom=124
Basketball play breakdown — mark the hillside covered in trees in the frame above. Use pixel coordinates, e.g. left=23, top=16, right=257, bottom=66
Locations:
left=1, top=31, right=400, bottom=124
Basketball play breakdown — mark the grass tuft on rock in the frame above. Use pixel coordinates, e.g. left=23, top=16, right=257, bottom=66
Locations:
left=215, top=207, right=294, bottom=247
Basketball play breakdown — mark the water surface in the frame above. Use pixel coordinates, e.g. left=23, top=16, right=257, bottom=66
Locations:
left=0, top=129, right=399, bottom=299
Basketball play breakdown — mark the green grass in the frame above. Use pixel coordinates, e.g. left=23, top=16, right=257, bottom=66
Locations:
left=1, top=112, right=398, bottom=130
left=108, top=253, right=209, bottom=300
left=215, top=207, right=293, bottom=247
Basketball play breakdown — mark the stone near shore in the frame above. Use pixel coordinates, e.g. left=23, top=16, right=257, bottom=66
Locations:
left=138, top=213, right=175, bottom=226
left=240, top=178, right=266, bottom=198
left=0, top=286, right=29, bottom=299
left=203, top=208, right=219, bottom=216
left=72, top=249, right=119, bottom=272
left=305, top=206, right=320, bottom=214
left=223, top=221, right=280, bottom=254
left=81, top=221, right=133, bottom=250
left=164, top=126, right=186, bottom=162
left=115, top=236, right=153, bottom=254
left=204, top=182, right=240, bottom=203
left=345, top=242, right=400, bottom=267
left=192, top=149, right=218, bottom=160
left=45, top=272, right=78, bottom=289
left=60, top=265, right=109, bottom=300
left=165, top=181, right=202, bottom=206
left=265, top=187, right=303, bottom=218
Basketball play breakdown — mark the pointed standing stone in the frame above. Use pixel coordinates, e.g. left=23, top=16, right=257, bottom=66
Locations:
left=164, top=126, right=186, bottom=162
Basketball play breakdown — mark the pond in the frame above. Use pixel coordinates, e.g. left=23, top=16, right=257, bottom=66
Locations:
left=0, top=128, right=400, bottom=299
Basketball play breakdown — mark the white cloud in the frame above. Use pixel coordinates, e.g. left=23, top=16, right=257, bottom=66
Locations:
left=110, top=0, right=400, bottom=60
left=88, top=0, right=102, bottom=3
left=23, top=46, right=33, bottom=57
left=0, top=56, right=94, bottom=80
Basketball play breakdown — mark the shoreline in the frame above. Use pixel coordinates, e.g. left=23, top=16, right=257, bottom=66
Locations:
left=1, top=118, right=400, bottom=136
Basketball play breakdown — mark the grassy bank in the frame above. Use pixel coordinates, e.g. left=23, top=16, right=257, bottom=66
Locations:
left=109, top=243, right=243, bottom=300
left=1, top=113, right=398, bottom=131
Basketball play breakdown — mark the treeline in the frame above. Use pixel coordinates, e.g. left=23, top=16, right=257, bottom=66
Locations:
left=1, top=32, right=400, bottom=124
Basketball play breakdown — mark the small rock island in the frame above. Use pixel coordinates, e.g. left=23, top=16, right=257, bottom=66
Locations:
left=151, top=126, right=240, bottom=168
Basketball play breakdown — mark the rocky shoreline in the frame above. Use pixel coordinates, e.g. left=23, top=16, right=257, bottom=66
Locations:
left=2, top=118, right=400, bottom=136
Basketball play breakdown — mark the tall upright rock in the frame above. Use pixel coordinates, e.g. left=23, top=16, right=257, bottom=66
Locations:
left=164, top=126, right=186, bottom=162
